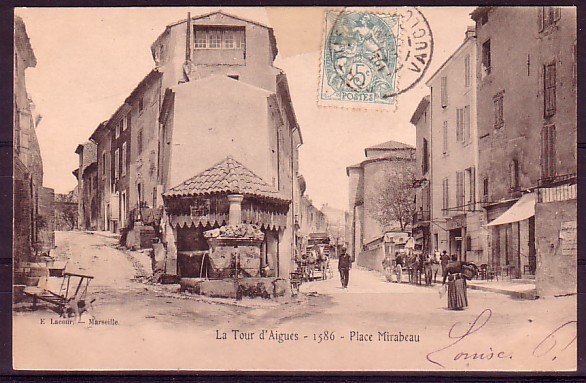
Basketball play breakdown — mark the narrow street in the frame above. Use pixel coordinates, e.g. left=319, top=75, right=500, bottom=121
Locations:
left=14, top=231, right=576, bottom=371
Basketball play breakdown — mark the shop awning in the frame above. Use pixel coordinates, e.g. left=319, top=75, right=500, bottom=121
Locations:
left=486, top=193, right=535, bottom=227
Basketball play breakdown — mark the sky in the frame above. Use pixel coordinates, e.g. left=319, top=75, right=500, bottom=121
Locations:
left=17, top=6, right=475, bottom=211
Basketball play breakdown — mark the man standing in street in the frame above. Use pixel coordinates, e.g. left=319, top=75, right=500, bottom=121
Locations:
left=338, top=246, right=352, bottom=288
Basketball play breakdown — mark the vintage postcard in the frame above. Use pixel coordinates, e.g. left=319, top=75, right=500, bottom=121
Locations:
left=12, top=6, right=577, bottom=371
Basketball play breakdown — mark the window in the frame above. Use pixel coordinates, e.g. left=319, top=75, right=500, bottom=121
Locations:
left=137, top=129, right=143, bottom=153
left=126, top=113, right=131, bottom=131
left=466, top=167, right=476, bottom=210
left=227, top=75, right=239, bottom=80
left=538, top=7, right=561, bottom=32
left=223, top=31, right=235, bottom=48
left=456, top=171, right=465, bottom=208
left=114, top=149, right=120, bottom=179
left=121, top=142, right=127, bottom=176
left=442, top=177, right=449, bottom=213
left=102, top=152, right=106, bottom=175
left=544, top=62, right=556, bottom=117
left=208, top=30, right=221, bottom=48
left=422, top=138, right=429, bottom=174
left=464, top=54, right=471, bottom=87
left=541, top=125, right=556, bottom=178
left=464, top=105, right=471, bottom=142
left=483, top=177, right=489, bottom=197
left=194, top=27, right=245, bottom=50
left=153, top=186, right=158, bottom=209
left=482, top=40, right=491, bottom=77
left=138, top=98, right=144, bottom=113
left=442, top=121, right=448, bottom=154
left=440, top=76, right=448, bottom=107
left=456, top=108, right=464, bottom=142
left=115, top=121, right=120, bottom=138
left=493, top=91, right=504, bottom=129
left=509, top=159, right=519, bottom=191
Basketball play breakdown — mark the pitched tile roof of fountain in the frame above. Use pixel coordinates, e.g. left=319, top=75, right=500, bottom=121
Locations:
left=164, top=156, right=290, bottom=202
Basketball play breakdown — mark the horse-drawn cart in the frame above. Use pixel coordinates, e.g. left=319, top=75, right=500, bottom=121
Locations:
left=24, top=272, right=94, bottom=320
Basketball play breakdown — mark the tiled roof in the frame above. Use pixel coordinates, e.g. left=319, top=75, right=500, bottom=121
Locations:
left=366, top=140, right=414, bottom=151
left=164, top=156, right=290, bottom=202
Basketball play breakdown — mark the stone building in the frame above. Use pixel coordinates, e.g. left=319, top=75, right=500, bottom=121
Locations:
left=73, top=141, right=98, bottom=230
left=346, top=140, right=416, bottom=270
left=410, top=95, right=431, bottom=254
left=425, top=26, right=486, bottom=264
left=471, top=7, right=576, bottom=293
left=14, top=15, right=54, bottom=261
left=80, top=11, right=304, bottom=280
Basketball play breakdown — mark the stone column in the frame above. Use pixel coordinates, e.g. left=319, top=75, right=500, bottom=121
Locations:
left=227, top=194, right=244, bottom=225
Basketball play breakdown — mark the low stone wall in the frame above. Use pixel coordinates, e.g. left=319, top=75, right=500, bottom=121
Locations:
left=180, top=277, right=289, bottom=299
left=356, top=246, right=385, bottom=273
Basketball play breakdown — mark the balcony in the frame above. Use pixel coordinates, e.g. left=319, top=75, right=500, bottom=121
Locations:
left=537, top=173, right=577, bottom=203
left=413, top=210, right=430, bottom=225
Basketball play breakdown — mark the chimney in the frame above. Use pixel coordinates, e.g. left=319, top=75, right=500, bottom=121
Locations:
left=465, top=26, right=476, bottom=39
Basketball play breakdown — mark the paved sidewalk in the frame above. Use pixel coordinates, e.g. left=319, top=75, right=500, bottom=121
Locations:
left=468, top=278, right=537, bottom=299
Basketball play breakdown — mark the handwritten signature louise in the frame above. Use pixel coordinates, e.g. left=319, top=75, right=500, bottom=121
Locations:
left=426, top=309, right=576, bottom=368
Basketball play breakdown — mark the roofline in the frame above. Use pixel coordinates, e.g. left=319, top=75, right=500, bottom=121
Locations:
left=425, top=32, right=476, bottom=87
left=14, top=16, right=37, bottom=68
left=409, top=95, right=431, bottom=125
left=100, top=69, right=162, bottom=135
left=346, top=156, right=416, bottom=176
left=166, top=10, right=271, bottom=30
left=152, top=11, right=278, bottom=62
left=363, top=142, right=415, bottom=157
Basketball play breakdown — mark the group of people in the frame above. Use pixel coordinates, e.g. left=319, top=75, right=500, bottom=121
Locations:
left=305, top=245, right=478, bottom=311
left=381, top=249, right=478, bottom=310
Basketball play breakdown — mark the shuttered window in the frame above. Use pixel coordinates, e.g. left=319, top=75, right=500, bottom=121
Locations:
left=442, top=177, right=449, bottom=213
left=456, top=171, right=465, bottom=208
left=544, top=62, right=556, bottom=117
left=456, top=108, right=464, bottom=142
left=441, top=76, right=448, bottom=107
left=443, top=121, right=448, bottom=154
left=541, top=125, right=556, bottom=179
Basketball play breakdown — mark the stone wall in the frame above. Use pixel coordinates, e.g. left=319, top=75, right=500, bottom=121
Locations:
left=535, top=199, right=576, bottom=296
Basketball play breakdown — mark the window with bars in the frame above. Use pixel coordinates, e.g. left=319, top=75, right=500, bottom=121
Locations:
left=541, top=125, right=556, bottom=179
left=442, top=178, right=449, bottom=213
left=456, top=171, right=465, bottom=208
left=442, top=121, right=448, bottom=155
left=493, top=91, right=504, bottom=129
left=440, top=76, right=448, bottom=107
left=194, top=27, right=245, bottom=50
left=464, top=54, right=471, bottom=87
left=544, top=62, right=556, bottom=117
left=456, top=108, right=464, bottom=142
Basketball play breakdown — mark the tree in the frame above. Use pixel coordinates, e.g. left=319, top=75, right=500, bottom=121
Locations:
left=367, top=166, right=417, bottom=232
